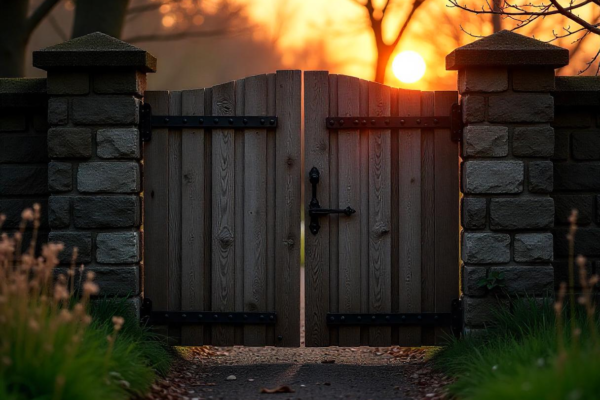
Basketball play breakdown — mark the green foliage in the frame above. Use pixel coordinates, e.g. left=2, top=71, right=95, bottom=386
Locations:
left=477, top=270, right=506, bottom=291
left=433, top=298, right=600, bottom=400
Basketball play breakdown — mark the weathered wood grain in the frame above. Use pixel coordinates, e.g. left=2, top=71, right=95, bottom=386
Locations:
left=397, top=89, right=422, bottom=347
left=203, top=88, right=214, bottom=345
left=266, top=73, right=277, bottom=346
left=328, top=74, right=339, bottom=346
left=368, top=81, right=391, bottom=347
left=181, top=88, right=205, bottom=345
left=303, top=71, right=330, bottom=347
left=211, top=81, right=236, bottom=346
left=275, top=70, right=302, bottom=347
left=243, top=74, right=268, bottom=346
left=234, top=79, right=245, bottom=345
left=337, top=75, right=361, bottom=347
left=420, top=92, right=436, bottom=346
left=359, top=79, right=370, bottom=346
left=143, top=91, right=170, bottom=337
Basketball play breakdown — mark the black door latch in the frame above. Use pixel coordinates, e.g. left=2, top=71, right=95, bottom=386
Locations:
left=308, top=167, right=356, bottom=235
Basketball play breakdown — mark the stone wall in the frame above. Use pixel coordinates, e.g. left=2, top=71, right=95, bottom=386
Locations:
left=447, top=30, right=569, bottom=332
left=0, top=79, right=49, bottom=248
left=33, top=33, right=156, bottom=316
left=552, top=76, right=600, bottom=291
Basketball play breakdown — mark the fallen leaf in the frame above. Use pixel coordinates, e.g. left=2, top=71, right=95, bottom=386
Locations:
left=321, top=359, right=335, bottom=364
left=226, top=375, right=237, bottom=381
left=260, top=386, right=295, bottom=394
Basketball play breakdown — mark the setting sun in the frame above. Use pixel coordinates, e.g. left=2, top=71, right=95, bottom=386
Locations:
left=392, top=51, right=426, bottom=84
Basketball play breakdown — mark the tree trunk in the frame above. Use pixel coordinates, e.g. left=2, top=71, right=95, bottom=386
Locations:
left=72, top=0, right=131, bottom=39
left=375, top=46, right=393, bottom=84
left=492, top=0, right=503, bottom=32
left=0, top=1, right=29, bottom=77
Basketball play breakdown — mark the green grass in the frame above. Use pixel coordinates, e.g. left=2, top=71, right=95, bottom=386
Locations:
left=433, top=297, right=600, bottom=400
left=0, top=296, right=173, bottom=400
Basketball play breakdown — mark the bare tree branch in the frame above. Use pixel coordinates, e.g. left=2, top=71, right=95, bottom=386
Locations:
left=124, top=26, right=253, bottom=43
left=25, top=0, right=62, bottom=36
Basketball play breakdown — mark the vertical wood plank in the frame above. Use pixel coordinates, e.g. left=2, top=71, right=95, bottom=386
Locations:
left=328, top=74, right=339, bottom=347
left=303, top=71, right=330, bottom=347
left=266, top=73, right=277, bottom=346
left=359, top=79, right=370, bottom=346
left=420, top=92, right=436, bottom=346
left=397, top=89, right=422, bottom=347
left=434, top=91, right=459, bottom=345
left=275, top=70, right=302, bottom=347
left=337, top=75, right=361, bottom=347
left=211, top=82, right=236, bottom=346
left=168, top=91, right=183, bottom=343
left=181, top=89, right=205, bottom=345
left=203, top=88, right=213, bottom=345
left=368, top=82, right=391, bottom=347
left=390, top=88, right=400, bottom=345
left=234, top=79, right=245, bottom=345
left=243, top=75, right=268, bottom=346
left=143, top=91, right=170, bottom=336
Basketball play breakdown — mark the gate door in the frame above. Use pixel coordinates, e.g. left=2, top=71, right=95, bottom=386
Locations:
left=144, top=71, right=301, bottom=347
left=304, top=71, right=459, bottom=347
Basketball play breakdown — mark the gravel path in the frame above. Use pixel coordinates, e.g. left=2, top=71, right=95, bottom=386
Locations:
left=182, top=347, right=416, bottom=400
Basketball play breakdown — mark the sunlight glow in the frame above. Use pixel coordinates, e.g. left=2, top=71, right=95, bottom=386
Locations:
left=392, top=51, right=426, bottom=84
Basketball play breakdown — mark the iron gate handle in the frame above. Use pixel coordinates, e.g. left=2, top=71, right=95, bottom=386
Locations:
left=308, top=167, right=356, bottom=235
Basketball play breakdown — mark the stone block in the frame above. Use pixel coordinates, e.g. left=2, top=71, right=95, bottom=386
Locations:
left=554, top=163, right=600, bottom=191
left=552, top=195, right=593, bottom=225
left=0, top=134, right=48, bottom=163
left=48, top=128, right=92, bottom=158
left=572, top=131, right=600, bottom=160
left=72, top=97, right=139, bottom=125
left=554, top=228, right=600, bottom=257
left=552, top=129, right=569, bottom=161
left=512, top=126, right=554, bottom=157
left=490, top=198, right=554, bottom=230
left=0, top=199, right=49, bottom=229
left=97, top=128, right=140, bottom=159
left=48, top=162, right=72, bottom=192
left=528, top=161, right=553, bottom=193
left=488, top=94, right=553, bottom=123
left=96, top=232, right=140, bottom=264
left=94, top=71, right=146, bottom=95
left=48, top=231, right=92, bottom=264
left=512, top=68, right=555, bottom=92
left=458, top=68, right=508, bottom=93
left=463, top=125, right=508, bottom=157
left=47, top=72, right=90, bottom=95
left=47, top=98, right=68, bottom=125
left=492, top=266, right=554, bottom=295
left=73, top=196, right=140, bottom=228
left=462, top=96, right=485, bottom=123
left=48, top=196, right=70, bottom=228
left=463, top=296, right=509, bottom=327
left=462, top=197, right=487, bottom=229
left=33, top=113, right=48, bottom=132
left=0, top=166, right=48, bottom=195
left=514, top=233, right=553, bottom=262
left=463, top=161, right=523, bottom=194
left=58, top=266, right=140, bottom=297
left=77, top=162, right=140, bottom=193
left=462, top=232, right=510, bottom=264
left=462, top=265, right=487, bottom=296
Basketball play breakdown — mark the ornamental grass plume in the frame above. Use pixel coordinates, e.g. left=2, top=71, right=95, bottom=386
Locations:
left=0, top=205, right=145, bottom=400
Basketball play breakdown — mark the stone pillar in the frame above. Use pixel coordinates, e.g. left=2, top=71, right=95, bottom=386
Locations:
left=446, top=30, right=569, bottom=332
left=33, top=33, right=156, bottom=315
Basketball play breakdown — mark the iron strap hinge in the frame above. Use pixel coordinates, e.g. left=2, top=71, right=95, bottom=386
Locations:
left=327, top=299, right=463, bottom=337
left=139, top=103, right=278, bottom=142
left=140, top=298, right=277, bottom=325
left=325, top=103, right=463, bottom=142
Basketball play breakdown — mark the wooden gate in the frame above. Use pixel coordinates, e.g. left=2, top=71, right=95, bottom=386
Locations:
left=143, top=71, right=302, bottom=347
left=304, top=72, right=459, bottom=347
